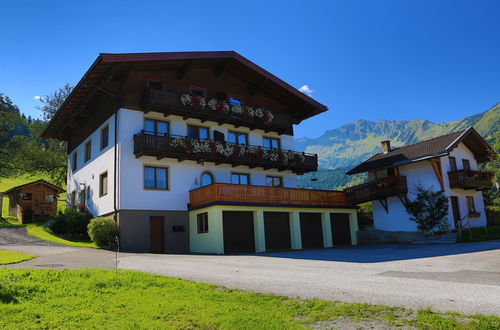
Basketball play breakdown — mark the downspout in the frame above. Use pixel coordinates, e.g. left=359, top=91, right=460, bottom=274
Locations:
left=114, top=107, right=118, bottom=222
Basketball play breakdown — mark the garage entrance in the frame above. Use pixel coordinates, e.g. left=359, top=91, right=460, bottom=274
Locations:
left=299, top=213, right=323, bottom=249
left=223, top=211, right=255, bottom=254
left=149, top=216, right=164, bottom=253
left=330, top=213, right=352, bottom=246
left=264, top=212, right=291, bottom=250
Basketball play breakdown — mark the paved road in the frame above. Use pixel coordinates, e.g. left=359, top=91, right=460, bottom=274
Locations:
left=0, top=227, right=61, bottom=246
left=2, top=228, right=500, bottom=316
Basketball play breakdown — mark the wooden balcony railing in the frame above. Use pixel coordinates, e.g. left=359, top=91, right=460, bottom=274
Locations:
left=448, top=170, right=494, bottom=190
left=134, top=131, right=318, bottom=174
left=344, top=176, right=408, bottom=205
left=189, top=183, right=350, bottom=209
left=142, top=88, right=293, bottom=135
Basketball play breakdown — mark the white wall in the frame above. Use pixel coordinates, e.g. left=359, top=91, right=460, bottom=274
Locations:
left=67, top=114, right=116, bottom=217
left=372, top=142, right=487, bottom=232
left=118, top=108, right=298, bottom=211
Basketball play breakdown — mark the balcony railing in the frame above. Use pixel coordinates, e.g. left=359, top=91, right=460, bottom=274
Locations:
left=344, top=176, right=408, bottom=205
left=189, top=183, right=350, bottom=209
left=134, top=131, right=318, bottom=174
left=448, top=170, right=494, bottom=190
left=142, top=88, right=293, bottom=135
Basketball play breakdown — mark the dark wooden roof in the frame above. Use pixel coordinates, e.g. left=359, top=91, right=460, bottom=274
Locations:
left=42, top=51, right=328, bottom=140
left=1, top=179, right=65, bottom=195
left=347, top=127, right=495, bottom=175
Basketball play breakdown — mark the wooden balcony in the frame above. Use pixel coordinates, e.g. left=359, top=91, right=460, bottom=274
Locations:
left=344, top=176, right=408, bottom=205
left=189, top=183, right=351, bottom=209
left=134, top=131, right=318, bottom=174
left=448, top=170, right=494, bottom=190
left=142, top=88, right=293, bottom=135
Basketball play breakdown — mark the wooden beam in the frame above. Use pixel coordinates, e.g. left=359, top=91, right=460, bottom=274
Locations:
left=379, top=199, right=389, bottom=213
left=428, top=158, right=444, bottom=191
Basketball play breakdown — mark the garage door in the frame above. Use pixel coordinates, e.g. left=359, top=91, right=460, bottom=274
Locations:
left=264, top=212, right=291, bottom=250
left=299, top=213, right=323, bottom=249
left=223, top=211, right=255, bottom=254
left=330, top=213, right=352, bottom=246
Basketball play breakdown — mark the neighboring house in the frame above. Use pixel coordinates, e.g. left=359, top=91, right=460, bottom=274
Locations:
left=345, top=127, right=495, bottom=232
left=42, top=51, right=358, bottom=254
left=1, top=180, right=65, bottom=223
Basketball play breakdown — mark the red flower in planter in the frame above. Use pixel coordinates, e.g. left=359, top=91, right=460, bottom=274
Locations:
left=78, top=204, right=87, bottom=212
left=384, top=177, right=396, bottom=185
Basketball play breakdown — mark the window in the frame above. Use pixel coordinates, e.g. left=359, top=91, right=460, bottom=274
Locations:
left=70, top=191, right=76, bottom=207
left=462, top=159, right=471, bottom=170
left=148, top=80, right=163, bottom=90
left=201, top=172, right=214, bottom=187
left=197, top=212, right=209, bottom=233
left=263, top=137, right=280, bottom=150
left=86, top=186, right=91, bottom=200
left=22, top=193, right=33, bottom=201
left=45, top=194, right=55, bottom=202
left=466, top=196, right=476, bottom=215
left=72, top=152, right=77, bottom=171
left=228, top=131, right=248, bottom=145
left=187, top=125, right=209, bottom=140
left=99, top=172, right=108, bottom=197
left=101, top=125, right=109, bottom=150
left=387, top=167, right=396, bottom=177
left=266, top=176, right=283, bottom=187
left=84, top=140, right=92, bottom=162
left=144, top=166, right=168, bottom=190
left=190, top=86, right=207, bottom=97
left=231, top=173, right=250, bottom=185
left=449, top=157, right=457, bottom=171
left=145, top=119, right=169, bottom=136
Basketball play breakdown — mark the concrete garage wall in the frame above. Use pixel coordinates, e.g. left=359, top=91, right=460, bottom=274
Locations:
left=118, top=210, right=189, bottom=253
left=189, top=205, right=358, bottom=254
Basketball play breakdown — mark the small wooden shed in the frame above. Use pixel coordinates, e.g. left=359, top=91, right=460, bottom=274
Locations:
left=1, top=180, right=65, bottom=223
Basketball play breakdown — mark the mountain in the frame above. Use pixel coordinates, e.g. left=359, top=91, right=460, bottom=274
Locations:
left=296, top=103, right=500, bottom=190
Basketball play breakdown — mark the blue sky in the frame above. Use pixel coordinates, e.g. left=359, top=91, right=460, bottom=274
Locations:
left=1, top=0, right=499, bottom=138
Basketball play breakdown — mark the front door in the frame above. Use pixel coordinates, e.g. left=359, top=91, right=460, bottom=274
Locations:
left=450, top=196, right=461, bottom=229
left=149, top=216, right=164, bottom=253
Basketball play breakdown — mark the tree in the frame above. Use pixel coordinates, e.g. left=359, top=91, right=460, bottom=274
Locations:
left=36, top=84, right=73, bottom=121
left=0, top=94, right=26, bottom=177
left=484, top=131, right=500, bottom=206
left=404, top=185, right=449, bottom=235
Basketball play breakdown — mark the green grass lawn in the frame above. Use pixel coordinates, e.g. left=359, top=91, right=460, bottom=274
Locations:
left=0, top=216, right=98, bottom=249
left=0, top=251, right=36, bottom=265
left=0, top=269, right=499, bottom=329
left=456, top=226, right=500, bottom=243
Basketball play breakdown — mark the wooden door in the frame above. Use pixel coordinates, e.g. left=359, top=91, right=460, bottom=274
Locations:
left=223, top=211, right=255, bottom=254
left=330, top=213, right=352, bottom=246
left=264, top=212, right=291, bottom=250
left=450, top=197, right=461, bottom=229
left=149, top=216, right=164, bottom=253
left=299, top=213, right=323, bottom=249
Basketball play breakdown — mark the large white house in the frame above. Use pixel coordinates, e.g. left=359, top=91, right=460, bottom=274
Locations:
left=42, top=51, right=358, bottom=254
left=345, top=127, right=495, bottom=232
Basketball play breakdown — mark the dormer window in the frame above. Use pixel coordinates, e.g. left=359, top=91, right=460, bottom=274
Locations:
left=148, top=80, right=163, bottom=90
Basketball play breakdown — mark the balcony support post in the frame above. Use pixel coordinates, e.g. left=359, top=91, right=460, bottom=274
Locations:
left=289, top=211, right=302, bottom=250
left=254, top=210, right=266, bottom=253
left=321, top=212, right=333, bottom=248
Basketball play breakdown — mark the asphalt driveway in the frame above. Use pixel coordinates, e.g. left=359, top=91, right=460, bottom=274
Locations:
left=3, top=236, right=500, bottom=316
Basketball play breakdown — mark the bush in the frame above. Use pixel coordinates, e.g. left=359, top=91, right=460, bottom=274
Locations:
left=87, top=218, right=119, bottom=249
left=49, top=208, right=93, bottom=239
left=486, top=206, right=500, bottom=226
left=357, top=203, right=374, bottom=227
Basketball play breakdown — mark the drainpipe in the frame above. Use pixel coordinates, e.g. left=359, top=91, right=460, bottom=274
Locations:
left=114, top=107, right=118, bottom=222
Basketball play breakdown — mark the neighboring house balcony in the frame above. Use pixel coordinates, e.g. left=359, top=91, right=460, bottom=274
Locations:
left=344, top=176, right=408, bottom=205
left=188, top=183, right=350, bottom=210
left=134, top=131, right=318, bottom=174
left=142, top=88, right=293, bottom=135
left=448, top=170, right=494, bottom=190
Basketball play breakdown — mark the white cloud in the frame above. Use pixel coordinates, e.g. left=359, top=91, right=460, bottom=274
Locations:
left=34, top=95, right=41, bottom=100
left=298, top=85, right=313, bottom=96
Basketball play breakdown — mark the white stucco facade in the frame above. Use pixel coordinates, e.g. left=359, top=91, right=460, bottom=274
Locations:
left=67, top=108, right=299, bottom=216
left=372, top=142, right=487, bottom=232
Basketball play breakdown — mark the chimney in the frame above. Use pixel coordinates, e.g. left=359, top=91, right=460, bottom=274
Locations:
left=381, top=140, right=391, bottom=153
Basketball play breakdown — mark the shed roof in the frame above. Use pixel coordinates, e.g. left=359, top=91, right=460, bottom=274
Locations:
left=1, top=179, right=65, bottom=195
left=346, top=127, right=494, bottom=175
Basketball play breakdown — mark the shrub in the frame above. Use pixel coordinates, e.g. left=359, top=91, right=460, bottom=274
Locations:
left=357, top=203, right=374, bottom=227
left=404, top=185, right=449, bottom=235
left=87, top=218, right=119, bottom=249
left=486, top=206, right=500, bottom=226
left=49, top=208, right=93, bottom=239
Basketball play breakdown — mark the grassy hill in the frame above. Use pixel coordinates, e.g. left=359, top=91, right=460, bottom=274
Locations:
left=297, top=103, right=500, bottom=190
